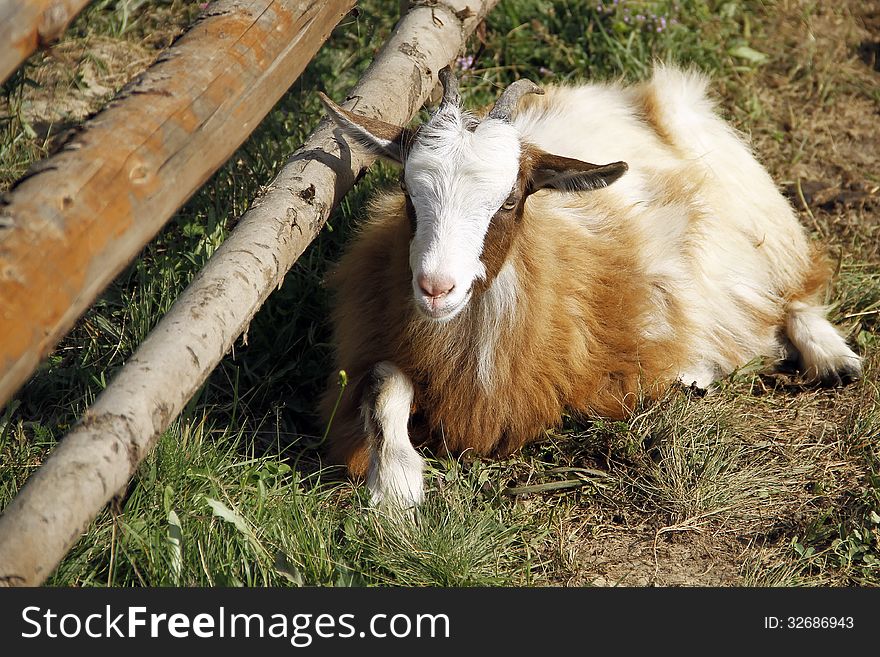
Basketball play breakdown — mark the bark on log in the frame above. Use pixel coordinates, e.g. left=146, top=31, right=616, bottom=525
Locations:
left=0, top=0, right=498, bottom=586
left=0, top=0, right=93, bottom=84
left=0, top=0, right=355, bottom=410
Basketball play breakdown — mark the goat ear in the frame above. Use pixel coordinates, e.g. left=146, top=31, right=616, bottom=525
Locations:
left=528, top=151, right=628, bottom=194
left=318, top=92, right=413, bottom=164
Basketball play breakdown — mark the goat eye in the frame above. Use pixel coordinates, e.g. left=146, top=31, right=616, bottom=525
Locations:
left=501, top=195, right=518, bottom=211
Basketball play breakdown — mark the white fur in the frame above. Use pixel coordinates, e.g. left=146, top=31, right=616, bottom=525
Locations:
left=330, top=66, right=861, bottom=510
left=475, top=259, right=519, bottom=390
left=513, top=66, right=835, bottom=386
left=405, top=109, right=521, bottom=320
left=362, top=362, right=425, bottom=508
left=678, top=362, right=719, bottom=390
left=785, top=301, right=862, bottom=380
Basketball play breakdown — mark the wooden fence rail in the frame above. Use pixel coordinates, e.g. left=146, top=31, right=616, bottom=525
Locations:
left=0, top=0, right=355, bottom=411
left=0, top=0, right=498, bottom=585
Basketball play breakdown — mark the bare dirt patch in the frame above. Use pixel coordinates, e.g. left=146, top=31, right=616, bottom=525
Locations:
left=21, top=37, right=155, bottom=132
left=543, top=376, right=871, bottom=586
left=547, top=1, right=880, bottom=586
left=567, top=527, right=744, bottom=587
left=748, top=1, right=880, bottom=264
left=1, top=3, right=197, bottom=154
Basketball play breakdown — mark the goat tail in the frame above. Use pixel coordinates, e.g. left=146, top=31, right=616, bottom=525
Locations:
left=639, top=63, right=742, bottom=161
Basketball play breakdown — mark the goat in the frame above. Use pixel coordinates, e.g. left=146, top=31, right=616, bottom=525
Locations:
left=317, top=65, right=862, bottom=507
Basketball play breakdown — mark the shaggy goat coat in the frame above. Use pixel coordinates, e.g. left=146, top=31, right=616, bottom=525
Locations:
left=319, top=66, right=857, bottom=481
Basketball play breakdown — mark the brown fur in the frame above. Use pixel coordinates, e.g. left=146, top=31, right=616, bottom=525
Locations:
left=318, top=72, right=857, bottom=483
left=789, top=244, right=835, bottom=306
left=637, top=83, right=681, bottom=155
left=320, top=185, right=690, bottom=478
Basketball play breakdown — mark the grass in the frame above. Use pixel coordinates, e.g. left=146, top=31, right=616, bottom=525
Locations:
left=1, top=0, right=879, bottom=586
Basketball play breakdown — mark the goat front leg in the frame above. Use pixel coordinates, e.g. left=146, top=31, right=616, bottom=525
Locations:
left=360, top=362, right=425, bottom=508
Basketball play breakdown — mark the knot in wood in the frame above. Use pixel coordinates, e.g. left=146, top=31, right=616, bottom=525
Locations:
left=129, top=164, right=152, bottom=185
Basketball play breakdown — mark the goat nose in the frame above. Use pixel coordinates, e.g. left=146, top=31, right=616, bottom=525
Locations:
left=418, top=273, right=455, bottom=298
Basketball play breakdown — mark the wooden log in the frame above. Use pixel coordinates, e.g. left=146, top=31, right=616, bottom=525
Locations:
left=0, top=0, right=92, bottom=84
left=0, top=0, right=498, bottom=586
left=0, top=0, right=356, bottom=410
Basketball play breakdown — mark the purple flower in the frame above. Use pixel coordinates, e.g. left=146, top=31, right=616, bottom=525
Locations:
left=457, top=55, right=475, bottom=71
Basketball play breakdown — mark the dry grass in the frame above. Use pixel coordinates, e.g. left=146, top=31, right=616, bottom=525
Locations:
left=547, top=0, right=880, bottom=587
left=18, top=37, right=155, bottom=129
left=0, top=0, right=197, bottom=189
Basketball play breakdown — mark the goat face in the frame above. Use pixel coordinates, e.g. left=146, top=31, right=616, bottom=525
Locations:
left=319, top=68, right=629, bottom=321
left=402, top=109, right=522, bottom=320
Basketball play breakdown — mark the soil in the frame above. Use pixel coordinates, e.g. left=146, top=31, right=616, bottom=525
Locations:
left=553, top=0, right=880, bottom=587
left=3, top=7, right=194, bottom=152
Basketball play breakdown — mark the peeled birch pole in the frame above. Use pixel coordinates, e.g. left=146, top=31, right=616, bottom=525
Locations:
left=0, top=0, right=499, bottom=586
left=0, top=0, right=355, bottom=410
left=0, top=0, right=93, bottom=84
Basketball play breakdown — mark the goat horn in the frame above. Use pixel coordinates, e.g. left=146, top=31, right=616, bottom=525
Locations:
left=488, top=79, right=544, bottom=121
left=438, top=65, right=460, bottom=110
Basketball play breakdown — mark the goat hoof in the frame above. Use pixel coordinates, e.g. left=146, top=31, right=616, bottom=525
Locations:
left=820, top=362, right=862, bottom=388
left=366, top=449, right=426, bottom=511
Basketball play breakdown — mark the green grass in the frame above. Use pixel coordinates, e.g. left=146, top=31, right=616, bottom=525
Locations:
left=0, top=67, right=50, bottom=189
left=1, top=0, right=879, bottom=586
left=21, top=417, right=544, bottom=587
